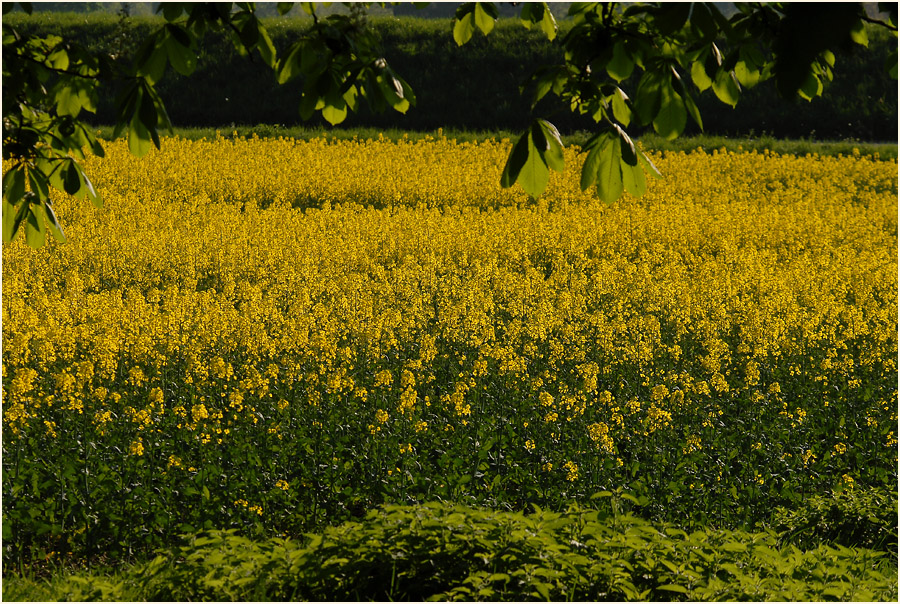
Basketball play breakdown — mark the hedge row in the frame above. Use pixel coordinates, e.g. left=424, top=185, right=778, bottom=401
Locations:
left=6, top=11, right=898, bottom=139
left=4, top=499, right=897, bottom=602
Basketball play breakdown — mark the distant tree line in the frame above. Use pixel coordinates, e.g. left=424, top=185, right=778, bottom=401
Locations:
left=5, top=11, right=895, bottom=140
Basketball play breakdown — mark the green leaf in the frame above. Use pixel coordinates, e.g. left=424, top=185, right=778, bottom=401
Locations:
left=520, top=1, right=542, bottom=25
left=43, top=200, right=66, bottom=243
left=537, top=119, right=565, bottom=173
left=135, top=33, right=167, bottom=84
left=166, top=35, right=197, bottom=76
left=580, top=137, right=603, bottom=191
left=3, top=196, right=28, bottom=242
left=473, top=2, right=497, bottom=35
left=27, top=168, right=49, bottom=200
left=24, top=203, right=46, bottom=249
left=653, top=82, right=686, bottom=140
left=614, top=124, right=637, bottom=166
left=611, top=87, right=632, bottom=127
left=712, top=68, right=740, bottom=107
left=734, top=59, right=760, bottom=88
left=534, top=582, right=551, bottom=601
left=55, top=83, right=87, bottom=117
left=277, top=3, right=294, bottom=15
left=277, top=42, right=304, bottom=84
left=607, top=41, right=634, bottom=82
left=137, top=90, right=160, bottom=149
left=654, top=3, right=691, bottom=35
left=634, top=70, right=663, bottom=125
left=519, top=130, right=551, bottom=198
left=621, top=159, right=646, bottom=198
left=63, top=161, right=81, bottom=195
left=657, top=584, right=689, bottom=594
left=128, top=113, right=152, bottom=158
left=690, top=2, right=718, bottom=41
left=500, top=130, right=530, bottom=188
left=3, top=165, right=26, bottom=205
left=637, top=147, right=662, bottom=179
left=322, top=101, right=348, bottom=126
left=681, top=89, right=703, bottom=130
left=256, top=25, right=277, bottom=69
left=539, top=7, right=557, bottom=40
left=453, top=9, right=476, bottom=46
left=798, top=71, right=823, bottom=101
left=596, top=135, right=623, bottom=204
left=849, top=18, right=868, bottom=47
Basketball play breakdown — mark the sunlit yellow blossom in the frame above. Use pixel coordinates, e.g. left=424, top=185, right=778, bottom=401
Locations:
left=129, top=438, right=144, bottom=456
left=563, top=460, right=579, bottom=482
left=374, top=370, right=393, bottom=388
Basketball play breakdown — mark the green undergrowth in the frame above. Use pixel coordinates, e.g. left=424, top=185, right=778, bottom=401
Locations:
left=94, top=124, right=899, bottom=160
left=4, top=497, right=897, bottom=602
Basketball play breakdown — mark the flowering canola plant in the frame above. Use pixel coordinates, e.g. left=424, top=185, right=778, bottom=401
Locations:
left=2, top=135, right=897, bottom=562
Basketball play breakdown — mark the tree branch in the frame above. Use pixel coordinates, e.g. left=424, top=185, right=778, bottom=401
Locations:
left=860, top=15, right=898, bottom=32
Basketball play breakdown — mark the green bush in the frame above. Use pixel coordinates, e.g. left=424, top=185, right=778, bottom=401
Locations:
left=773, top=486, right=898, bottom=555
left=9, top=500, right=889, bottom=602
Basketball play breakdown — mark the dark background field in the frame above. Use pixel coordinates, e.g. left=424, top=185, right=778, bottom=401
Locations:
left=5, top=6, right=898, bottom=140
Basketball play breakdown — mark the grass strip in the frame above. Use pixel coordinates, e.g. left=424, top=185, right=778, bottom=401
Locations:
left=92, top=124, right=899, bottom=159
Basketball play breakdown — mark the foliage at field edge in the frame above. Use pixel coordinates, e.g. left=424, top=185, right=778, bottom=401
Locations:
left=3, top=136, right=897, bottom=568
left=4, top=500, right=899, bottom=602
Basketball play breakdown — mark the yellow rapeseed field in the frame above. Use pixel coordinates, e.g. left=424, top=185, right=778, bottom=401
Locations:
left=2, top=135, right=897, bottom=559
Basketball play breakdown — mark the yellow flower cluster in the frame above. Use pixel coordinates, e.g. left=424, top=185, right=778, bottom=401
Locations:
left=2, top=135, right=896, bottom=498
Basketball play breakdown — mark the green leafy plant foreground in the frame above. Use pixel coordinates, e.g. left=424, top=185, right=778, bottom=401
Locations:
left=5, top=501, right=898, bottom=602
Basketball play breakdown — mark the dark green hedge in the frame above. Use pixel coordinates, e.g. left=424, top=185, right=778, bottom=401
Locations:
left=5, top=12, right=898, bottom=139
left=4, top=500, right=897, bottom=602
